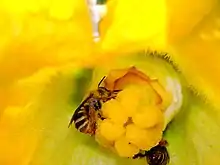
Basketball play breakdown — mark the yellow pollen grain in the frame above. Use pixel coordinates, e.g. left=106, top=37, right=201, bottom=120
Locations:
left=95, top=125, right=114, bottom=149
left=114, top=136, right=139, bottom=157
left=102, top=99, right=128, bottom=124
left=125, top=124, right=161, bottom=150
left=99, top=119, right=125, bottom=141
left=117, top=85, right=142, bottom=116
left=132, top=106, right=164, bottom=128
left=145, top=127, right=163, bottom=148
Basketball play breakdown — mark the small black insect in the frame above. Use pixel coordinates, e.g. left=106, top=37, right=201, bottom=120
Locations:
left=68, top=76, right=121, bottom=135
left=133, top=140, right=170, bottom=165
left=146, top=144, right=170, bottom=165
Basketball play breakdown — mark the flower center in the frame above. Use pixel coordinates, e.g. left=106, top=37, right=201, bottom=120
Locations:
left=94, top=66, right=181, bottom=158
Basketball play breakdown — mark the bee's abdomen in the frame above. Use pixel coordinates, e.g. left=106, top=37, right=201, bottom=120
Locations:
left=73, top=108, right=89, bottom=132
left=146, top=145, right=170, bottom=165
left=73, top=108, right=84, bottom=120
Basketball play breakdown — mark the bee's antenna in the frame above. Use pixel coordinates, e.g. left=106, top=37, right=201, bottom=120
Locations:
left=98, top=76, right=106, bottom=87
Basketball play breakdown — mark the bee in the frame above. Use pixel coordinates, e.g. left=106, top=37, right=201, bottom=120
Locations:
left=68, top=76, right=121, bottom=135
left=133, top=140, right=170, bottom=165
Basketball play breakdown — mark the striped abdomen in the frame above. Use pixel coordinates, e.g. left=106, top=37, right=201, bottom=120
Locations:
left=146, top=145, right=170, bottom=165
left=73, top=105, right=96, bottom=135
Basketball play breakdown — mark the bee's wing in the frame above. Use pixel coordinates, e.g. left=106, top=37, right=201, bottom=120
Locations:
left=68, top=95, right=91, bottom=128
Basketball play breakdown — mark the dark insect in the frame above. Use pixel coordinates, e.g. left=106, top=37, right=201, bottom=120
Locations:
left=146, top=144, right=170, bottom=165
left=68, top=76, right=121, bottom=135
left=133, top=140, right=170, bottom=165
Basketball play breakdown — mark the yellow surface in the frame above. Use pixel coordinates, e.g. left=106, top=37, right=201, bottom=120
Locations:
left=114, top=136, right=139, bottom=157
left=102, top=100, right=128, bottom=124
left=99, top=119, right=125, bottom=141
left=96, top=74, right=165, bottom=157
left=132, top=106, right=163, bottom=129
left=0, top=0, right=220, bottom=164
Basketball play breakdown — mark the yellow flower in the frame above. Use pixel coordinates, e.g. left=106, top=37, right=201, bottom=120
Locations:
left=95, top=67, right=166, bottom=157
left=0, top=0, right=219, bottom=165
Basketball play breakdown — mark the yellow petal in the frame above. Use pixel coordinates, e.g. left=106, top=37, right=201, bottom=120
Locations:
left=99, top=0, right=167, bottom=54
left=166, top=0, right=217, bottom=43
left=104, top=68, right=129, bottom=90
left=169, top=2, right=220, bottom=107
left=0, top=67, right=57, bottom=117
left=0, top=106, right=39, bottom=165
left=150, top=80, right=173, bottom=110
left=99, top=0, right=217, bottom=68
left=49, top=0, right=76, bottom=20
left=0, top=0, right=94, bottom=87
left=0, top=67, right=76, bottom=165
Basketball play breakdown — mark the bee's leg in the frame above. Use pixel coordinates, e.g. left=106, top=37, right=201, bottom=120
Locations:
left=105, top=96, right=117, bottom=101
left=159, top=139, right=168, bottom=146
left=97, top=112, right=105, bottom=120
left=132, top=152, right=146, bottom=159
left=113, top=89, right=122, bottom=93
left=106, top=90, right=122, bottom=101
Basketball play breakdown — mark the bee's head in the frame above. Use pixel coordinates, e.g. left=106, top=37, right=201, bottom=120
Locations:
left=96, top=76, right=111, bottom=98
left=89, top=97, right=102, bottom=111
left=97, top=87, right=111, bottom=98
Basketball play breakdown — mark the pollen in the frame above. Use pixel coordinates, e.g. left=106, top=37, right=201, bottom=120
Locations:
left=114, top=136, right=139, bottom=157
left=125, top=124, right=161, bottom=150
left=95, top=67, right=170, bottom=158
left=132, top=106, right=164, bottom=129
left=102, top=99, right=128, bottom=124
left=116, top=85, right=141, bottom=116
left=96, top=83, right=165, bottom=157
left=99, top=119, right=125, bottom=141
